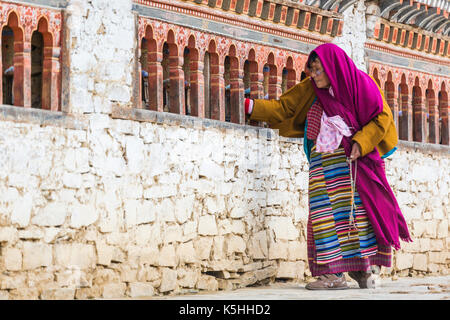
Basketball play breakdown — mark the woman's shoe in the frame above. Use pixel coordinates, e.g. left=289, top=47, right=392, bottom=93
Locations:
left=348, top=267, right=380, bottom=289
left=305, top=274, right=348, bottom=290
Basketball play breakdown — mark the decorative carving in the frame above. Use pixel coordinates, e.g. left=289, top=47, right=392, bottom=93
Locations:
left=369, top=61, right=448, bottom=103
left=197, top=32, right=209, bottom=59
left=379, top=65, right=387, bottom=84
left=275, top=49, right=286, bottom=71
left=0, top=3, right=61, bottom=46
left=216, top=37, right=229, bottom=59
left=176, top=27, right=189, bottom=49
left=138, top=16, right=146, bottom=41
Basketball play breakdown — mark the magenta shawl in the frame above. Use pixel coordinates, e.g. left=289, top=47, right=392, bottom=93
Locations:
left=309, top=43, right=412, bottom=250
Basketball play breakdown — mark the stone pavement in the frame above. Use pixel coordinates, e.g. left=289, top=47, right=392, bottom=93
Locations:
left=146, top=275, right=449, bottom=300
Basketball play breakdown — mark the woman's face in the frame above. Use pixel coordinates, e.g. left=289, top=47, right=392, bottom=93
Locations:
left=309, top=58, right=331, bottom=89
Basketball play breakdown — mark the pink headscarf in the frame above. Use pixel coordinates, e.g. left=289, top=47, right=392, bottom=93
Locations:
left=309, top=43, right=411, bottom=250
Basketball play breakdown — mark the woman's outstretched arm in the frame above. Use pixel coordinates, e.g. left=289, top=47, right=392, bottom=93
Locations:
left=247, top=77, right=315, bottom=126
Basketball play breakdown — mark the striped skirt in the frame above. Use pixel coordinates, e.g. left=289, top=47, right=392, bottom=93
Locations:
left=307, top=146, right=392, bottom=277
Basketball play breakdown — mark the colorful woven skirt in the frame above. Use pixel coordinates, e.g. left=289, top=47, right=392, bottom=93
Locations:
left=307, top=146, right=392, bottom=277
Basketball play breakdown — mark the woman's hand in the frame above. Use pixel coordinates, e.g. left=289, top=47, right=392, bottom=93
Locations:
left=244, top=98, right=253, bottom=115
left=350, top=142, right=361, bottom=161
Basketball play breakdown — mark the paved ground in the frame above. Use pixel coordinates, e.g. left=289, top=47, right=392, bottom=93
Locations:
left=148, top=275, right=449, bottom=300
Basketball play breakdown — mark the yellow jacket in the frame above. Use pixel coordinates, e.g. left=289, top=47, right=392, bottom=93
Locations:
left=249, top=77, right=398, bottom=157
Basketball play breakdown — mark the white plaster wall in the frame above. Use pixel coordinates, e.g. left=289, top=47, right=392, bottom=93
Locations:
left=332, top=0, right=368, bottom=71
left=0, top=113, right=448, bottom=299
left=65, top=0, right=135, bottom=114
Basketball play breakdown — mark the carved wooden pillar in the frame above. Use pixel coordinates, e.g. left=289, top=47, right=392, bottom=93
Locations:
left=412, top=86, right=426, bottom=142
left=138, top=44, right=144, bottom=109
left=147, top=42, right=163, bottom=112
left=249, top=62, right=264, bottom=99
left=42, top=46, right=60, bottom=111
left=13, top=39, right=32, bottom=107
left=392, top=88, right=399, bottom=132
left=286, top=68, right=296, bottom=90
left=189, top=51, right=205, bottom=118
left=228, top=57, right=244, bottom=124
left=385, top=81, right=398, bottom=129
left=209, top=53, right=225, bottom=121
left=427, top=91, right=439, bottom=144
left=268, top=66, right=282, bottom=99
left=203, top=52, right=211, bottom=118
left=428, top=102, right=439, bottom=144
left=399, top=85, right=413, bottom=141
left=247, top=61, right=264, bottom=127
left=439, top=92, right=449, bottom=145
left=168, top=45, right=185, bottom=115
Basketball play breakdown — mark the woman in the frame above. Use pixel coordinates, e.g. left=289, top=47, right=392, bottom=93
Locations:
left=244, top=43, right=411, bottom=290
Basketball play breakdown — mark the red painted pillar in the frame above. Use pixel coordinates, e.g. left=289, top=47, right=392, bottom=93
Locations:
left=385, top=82, right=398, bottom=129
left=147, top=45, right=163, bottom=112
left=249, top=64, right=264, bottom=99
left=13, top=39, right=32, bottom=107
left=286, top=69, right=296, bottom=90
left=189, top=54, right=205, bottom=118
left=229, top=58, right=244, bottom=124
left=392, top=89, right=399, bottom=133
left=209, top=54, right=225, bottom=121
left=428, top=102, right=439, bottom=144
left=138, top=46, right=143, bottom=109
left=268, top=67, right=282, bottom=99
left=168, top=47, right=185, bottom=115
left=426, top=89, right=438, bottom=144
left=42, top=46, right=60, bottom=111
left=439, top=96, right=449, bottom=145
left=413, top=87, right=426, bottom=142
left=399, top=88, right=413, bottom=141
left=247, top=64, right=264, bottom=126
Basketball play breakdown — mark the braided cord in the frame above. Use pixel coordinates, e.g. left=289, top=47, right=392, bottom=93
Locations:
left=347, top=158, right=359, bottom=238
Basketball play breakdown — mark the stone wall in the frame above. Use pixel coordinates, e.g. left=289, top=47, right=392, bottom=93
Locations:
left=64, top=0, right=135, bottom=114
left=0, top=105, right=448, bottom=299
left=384, top=142, right=449, bottom=277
